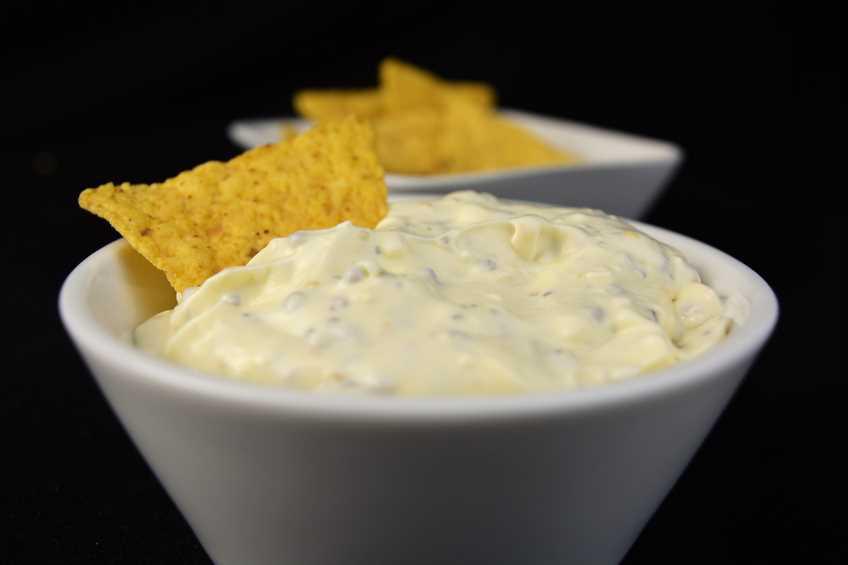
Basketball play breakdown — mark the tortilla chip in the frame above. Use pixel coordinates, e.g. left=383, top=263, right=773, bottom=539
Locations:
left=293, top=89, right=383, bottom=121
left=373, top=107, right=446, bottom=174
left=375, top=100, right=576, bottom=174
left=378, top=57, right=495, bottom=113
left=437, top=101, right=578, bottom=173
left=292, top=59, right=494, bottom=123
left=290, top=59, right=573, bottom=175
left=445, top=81, right=497, bottom=110
left=79, top=116, right=387, bottom=292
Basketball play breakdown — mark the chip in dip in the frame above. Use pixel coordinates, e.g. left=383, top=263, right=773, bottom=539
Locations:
left=79, top=116, right=387, bottom=292
left=135, top=192, right=737, bottom=396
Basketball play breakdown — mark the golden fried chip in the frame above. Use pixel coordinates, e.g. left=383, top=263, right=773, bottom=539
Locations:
left=290, top=59, right=574, bottom=175
left=374, top=101, right=577, bottom=175
left=437, top=101, right=578, bottom=173
left=292, top=59, right=494, bottom=124
left=378, top=58, right=495, bottom=113
left=373, top=107, right=446, bottom=174
left=445, top=81, right=497, bottom=110
left=293, top=89, right=383, bottom=121
left=79, top=116, right=387, bottom=292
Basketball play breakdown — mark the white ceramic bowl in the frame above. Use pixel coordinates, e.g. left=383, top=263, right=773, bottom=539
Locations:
left=60, top=217, right=776, bottom=565
left=228, top=109, right=683, bottom=218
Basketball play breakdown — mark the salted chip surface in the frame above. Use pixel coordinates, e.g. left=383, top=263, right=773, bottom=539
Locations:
left=79, top=116, right=387, bottom=292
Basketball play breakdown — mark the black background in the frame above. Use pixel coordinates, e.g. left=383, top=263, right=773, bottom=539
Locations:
left=2, top=1, right=845, bottom=563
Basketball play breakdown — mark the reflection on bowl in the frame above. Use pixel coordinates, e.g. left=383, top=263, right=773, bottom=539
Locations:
left=228, top=109, right=683, bottom=219
left=60, top=210, right=776, bottom=565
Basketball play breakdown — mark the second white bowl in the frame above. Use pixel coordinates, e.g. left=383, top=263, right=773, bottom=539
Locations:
left=228, top=109, right=683, bottom=218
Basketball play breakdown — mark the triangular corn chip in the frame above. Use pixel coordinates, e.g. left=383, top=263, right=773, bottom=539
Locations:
left=375, top=101, right=577, bottom=174
left=292, top=58, right=494, bottom=123
left=378, top=58, right=495, bottom=113
left=290, top=58, right=575, bottom=175
left=79, top=116, right=387, bottom=292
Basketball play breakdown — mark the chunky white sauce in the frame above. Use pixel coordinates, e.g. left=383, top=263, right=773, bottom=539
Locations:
left=135, top=192, right=738, bottom=396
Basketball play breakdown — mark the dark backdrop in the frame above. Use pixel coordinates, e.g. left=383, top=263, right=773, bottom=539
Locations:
left=3, top=2, right=845, bottom=563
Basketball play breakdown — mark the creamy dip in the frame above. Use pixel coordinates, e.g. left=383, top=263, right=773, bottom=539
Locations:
left=135, top=191, right=737, bottom=396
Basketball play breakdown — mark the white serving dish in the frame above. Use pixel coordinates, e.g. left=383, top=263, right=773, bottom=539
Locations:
left=228, top=109, right=683, bottom=218
left=59, top=204, right=776, bottom=565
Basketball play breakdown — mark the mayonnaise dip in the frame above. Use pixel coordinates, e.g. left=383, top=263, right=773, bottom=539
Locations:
left=135, top=191, right=739, bottom=396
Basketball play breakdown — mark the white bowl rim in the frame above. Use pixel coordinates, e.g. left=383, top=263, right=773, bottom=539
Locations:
left=59, top=220, right=778, bottom=424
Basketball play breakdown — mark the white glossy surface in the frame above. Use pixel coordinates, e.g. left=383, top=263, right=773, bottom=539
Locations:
left=228, top=109, right=683, bottom=218
left=60, top=209, right=776, bottom=565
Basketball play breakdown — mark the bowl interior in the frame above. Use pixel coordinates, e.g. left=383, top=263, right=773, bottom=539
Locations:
left=85, top=241, right=176, bottom=340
